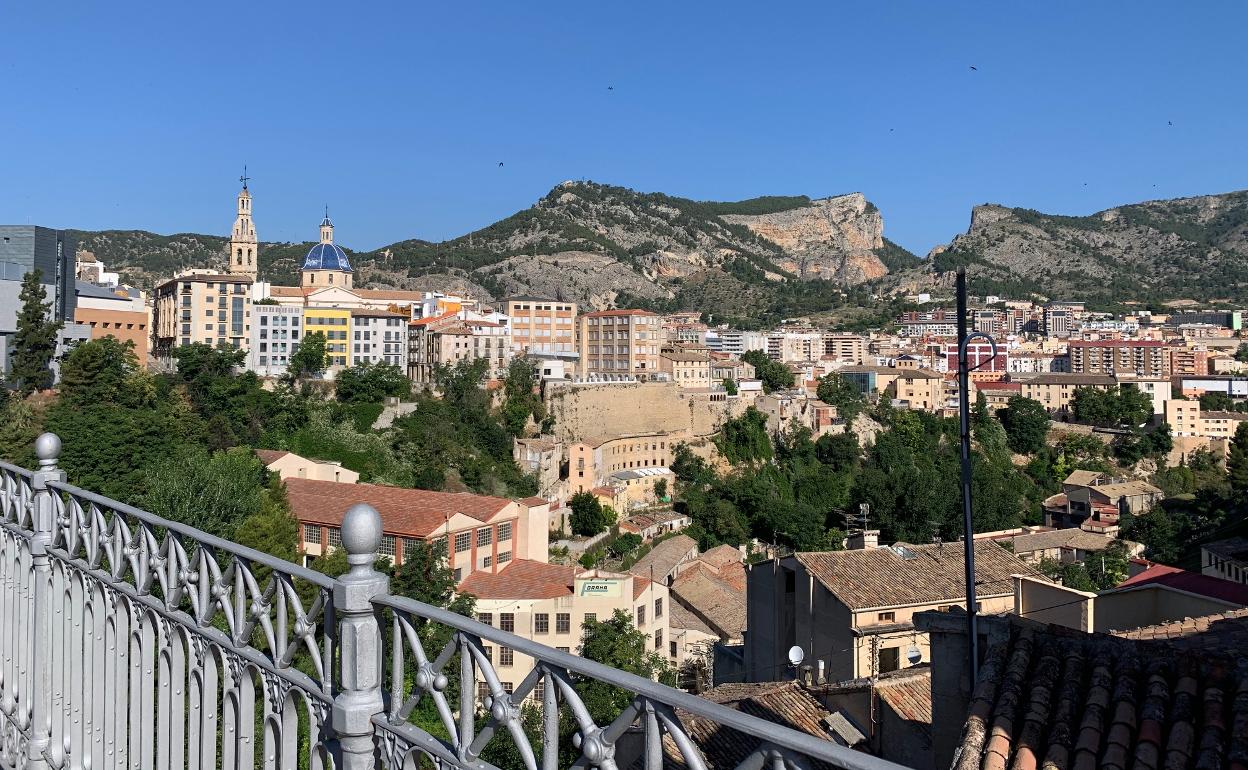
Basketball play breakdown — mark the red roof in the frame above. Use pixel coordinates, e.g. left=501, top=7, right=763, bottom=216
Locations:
left=458, top=559, right=577, bottom=599
left=633, top=576, right=652, bottom=600
left=409, top=309, right=458, bottom=327
left=284, top=478, right=512, bottom=537
left=254, top=449, right=290, bottom=465
left=582, top=309, right=657, bottom=318
left=1116, top=563, right=1248, bottom=606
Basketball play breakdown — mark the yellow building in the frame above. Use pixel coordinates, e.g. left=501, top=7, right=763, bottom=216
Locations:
left=304, top=307, right=351, bottom=369
left=152, top=271, right=253, bottom=358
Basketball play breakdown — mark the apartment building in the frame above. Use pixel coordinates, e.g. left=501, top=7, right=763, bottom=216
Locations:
left=766, top=331, right=822, bottom=362
left=943, top=342, right=1007, bottom=382
left=578, top=309, right=661, bottom=379
left=74, top=282, right=149, bottom=361
left=1201, top=537, right=1248, bottom=585
left=350, top=309, right=408, bottom=367
left=745, top=541, right=1034, bottom=683
left=658, top=350, right=712, bottom=388
left=1165, top=343, right=1210, bottom=376
left=893, top=369, right=946, bottom=411
left=286, top=478, right=549, bottom=581
left=821, top=334, right=867, bottom=365
left=568, top=432, right=679, bottom=495
left=1164, top=400, right=1248, bottom=439
left=461, top=563, right=670, bottom=700
left=1020, top=373, right=1116, bottom=412
left=304, top=307, right=350, bottom=370
left=504, top=296, right=576, bottom=354
left=708, top=329, right=768, bottom=355
left=248, top=304, right=303, bottom=377
left=152, top=271, right=253, bottom=358
left=1068, top=339, right=1167, bottom=377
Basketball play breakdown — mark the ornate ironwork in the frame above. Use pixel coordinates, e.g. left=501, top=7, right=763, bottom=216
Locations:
left=0, top=435, right=909, bottom=770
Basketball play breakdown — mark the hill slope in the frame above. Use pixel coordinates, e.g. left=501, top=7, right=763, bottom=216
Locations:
left=916, top=190, right=1248, bottom=304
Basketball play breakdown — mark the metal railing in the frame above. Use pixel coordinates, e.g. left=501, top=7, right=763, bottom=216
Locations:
left=0, top=433, right=910, bottom=770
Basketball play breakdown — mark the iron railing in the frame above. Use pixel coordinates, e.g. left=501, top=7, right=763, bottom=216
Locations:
left=0, top=433, right=910, bottom=770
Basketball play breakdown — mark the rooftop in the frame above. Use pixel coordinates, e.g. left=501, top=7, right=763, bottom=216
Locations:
left=458, top=559, right=577, bottom=600
left=284, top=478, right=512, bottom=537
left=1115, top=562, right=1248, bottom=606
left=629, top=534, right=698, bottom=582
left=792, top=541, right=1041, bottom=610
left=1000, top=528, right=1122, bottom=556
left=1203, top=537, right=1248, bottom=565
left=1026, top=373, right=1118, bottom=386
left=582, top=308, right=657, bottom=318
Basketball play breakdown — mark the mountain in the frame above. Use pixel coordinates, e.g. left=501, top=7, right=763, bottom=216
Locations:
left=72, top=181, right=918, bottom=323
left=916, top=190, right=1248, bottom=305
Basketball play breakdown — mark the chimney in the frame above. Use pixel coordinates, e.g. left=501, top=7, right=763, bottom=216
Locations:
left=816, top=659, right=826, bottom=685
left=848, top=530, right=880, bottom=550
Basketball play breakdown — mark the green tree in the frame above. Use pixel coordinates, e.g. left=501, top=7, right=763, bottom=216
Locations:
left=740, top=350, right=794, bottom=393
left=141, top=447, right=268, bottom=538
left=1228, top=422, right=1248, bottom=494
left=814, top=431, right=860, bottom=472
left=1124, top=507, right=1182, bottom=564
left=1236, top=343, right=1248, bottom=364
left=816, top=372, right=866, bottom=423
left=569, top=491, right=610, bottom=536
left=998, top=396, right=1050, bottom=454
left=1199, top=392, right=1236, bottom=412
left=501, top=357, right=546, bottom=437
left=608, top=532, right=643, bottom=558
left=715, top=408, right=773, bottom=464
left=1070, top=387, right=1117, bottom=427
left=654, top=478, right=668, bottom=500
left=288, top=331, right=328, bottom=379
left=11, top=270, right=63, bottom=395
left=335, top=362, right=410, bottom=404
left=576, top=610, right=676, bottom=726
left=722, top=378, right=738, bottom=396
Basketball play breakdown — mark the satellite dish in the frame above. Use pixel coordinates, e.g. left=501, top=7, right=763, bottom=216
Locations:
left=907, top=646, right=923, bottom=666
left=787, top=646, right=805, bottom=667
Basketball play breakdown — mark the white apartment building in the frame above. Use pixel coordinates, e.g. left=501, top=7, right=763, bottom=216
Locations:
left=248, top=304, right=303, bottom=377
left=708, top=329, right=768, bottom=355
left=767, top=331, right=822, bottom=362
left=350, top=309, right=409, bottom=367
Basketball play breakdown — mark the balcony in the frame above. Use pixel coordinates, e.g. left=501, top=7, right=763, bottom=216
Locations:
left=0, top=433, right=902, bottom=770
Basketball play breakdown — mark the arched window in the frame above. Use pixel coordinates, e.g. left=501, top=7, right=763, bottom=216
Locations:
left=310, top=273, right=316, bottom=284
left=329, top=273, right=334, bottom=284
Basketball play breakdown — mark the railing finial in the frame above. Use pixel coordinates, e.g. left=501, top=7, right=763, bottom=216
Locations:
left=35, top=432, right=61, bottom=470
left=341, top=502, right=382, bottom=574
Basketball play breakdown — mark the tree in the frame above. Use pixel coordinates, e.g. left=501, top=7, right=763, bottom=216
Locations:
left=814, top=431, right=859, bottom=472
left=1199, top=392, right=1236, bottom=412
left=608, top=532, right=642, bottom=558
left=1236, top=343, right=1248, bottom=364
left=11, top=270, right=63, bottom=395
left=576, top=610, right=676, bottom=726
left=816, top=372, right=866, bottom=423
left=288, top=331, right=328, bottom=379
left=1228, top=422, right=1248, bottom=494
left=141, top=447, right=268, bottom=538
left=715, top=408, right=772, bottom=464
left=1070, top=387, right=1117, bottom=427
left=998, top=396, right=1050, bottom=454
left=569, top=491, right=610, bottom=536
left=722, top=378, right=738, bottom=396
left=501, top=357, right=546, bottom=437
left=654, top=478, right=668, bottom=501
left=740, top=350, right=794, bottom=393
left=393, top=538, right=475, bottom=624
left=335, top=362, right=410, bottom=404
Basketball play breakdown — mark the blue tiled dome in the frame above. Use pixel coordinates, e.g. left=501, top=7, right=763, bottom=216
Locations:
left=301, top=242, right=353, bottom=272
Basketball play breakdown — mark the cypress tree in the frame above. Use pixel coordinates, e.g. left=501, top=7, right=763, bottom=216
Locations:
left=11, top=270, right=63, bottom=395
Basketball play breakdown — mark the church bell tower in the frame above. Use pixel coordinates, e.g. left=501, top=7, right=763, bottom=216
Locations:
left=227, top=168, right=259, bottom=279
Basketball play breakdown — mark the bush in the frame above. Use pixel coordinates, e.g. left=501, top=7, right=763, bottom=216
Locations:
left=570, top=492, right=611, bottom=536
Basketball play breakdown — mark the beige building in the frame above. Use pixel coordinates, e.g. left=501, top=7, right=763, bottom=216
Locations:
left=821, top=334, right=867, bottom=365
left=407, top=312, right=511, bottom=385
left=255, top=449, right=359, bottom=484
left=1019, top=373, right=1116, bottom=412
left=568, top=432, right=679, bottom=495
left=578, top=309, right=662, bottom=379
left=745, top=541, right=1037, bottom=683
left=152, top=271, right=253, bottom=358
left=658, top=350, right=712, bottom=388
left=74, top=283, right=150, bottom=361
left=286, top=478, right=549, bottom=581
left=505, top=296, right=577, bottom=355
left=1050, top=470, right=1163, bottom=529
left=1165, top=399, right=1248, bottom=439
left=1068, top=340, right=1167, bottom=377
left=892, top=369, right=945, bottom=411
left=460, top=564, right=671, bottom=699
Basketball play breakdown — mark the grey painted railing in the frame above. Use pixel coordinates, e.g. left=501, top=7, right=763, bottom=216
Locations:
left=0, top=433, right=909, bottom=770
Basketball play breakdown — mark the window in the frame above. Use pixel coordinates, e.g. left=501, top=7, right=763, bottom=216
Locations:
left=636, top=606, right=646, bottom=626
left=556, top=613, right=570, bottom=634
left=583, top=613, right=596, bottom=625
left=499, top=646, right=514, bottom=667
left=497, top=551, right=511, bottom=565
left=455, top=532, right=471, bottom=552
left=535, top=613, right=549, bottom=633
left=655, top=629, right=663, bottom=650
left=500, top=613, right=514, bottom=632
left=502, top=682, right=514, bottom=694
left=670, top=641, right=677, bottom=658
left=498, top=522, right=512, bottom=542
left=304, top=524, right=321, bottom=544
left=654, top=598, right=663, bottom=618
left=483, top=555, right=492, bottom=568
left=877, top=612, right=896, bottom=623
left=328, top=527, right=342, bottom=548
left=477, top=682, right=489, bottom=701
left=379, top=535, right=396, bottom=558
left=533, top=681, right=545, bottom=703
left=879, top=647, right=900, bottom=673
left=477, top=528, right=493, bottom=547
left=556, top=647, right=569, bottom=654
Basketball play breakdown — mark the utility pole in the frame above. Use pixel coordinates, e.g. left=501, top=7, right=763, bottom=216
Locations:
left=956, top=267, right=990, bottom=685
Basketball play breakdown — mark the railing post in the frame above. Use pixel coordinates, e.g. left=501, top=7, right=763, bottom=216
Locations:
left=27, top=433, right=65, bottom=770
left=331, top=503, right=389, bottom=770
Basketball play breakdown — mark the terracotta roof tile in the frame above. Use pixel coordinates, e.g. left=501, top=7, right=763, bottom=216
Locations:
left=284, top=477, right=511, bottom=538
left=457, top=559, right=577, bottom=600
left=254, top=449, right=290, bottom=465
left=629, top=535, right=698, bottom=583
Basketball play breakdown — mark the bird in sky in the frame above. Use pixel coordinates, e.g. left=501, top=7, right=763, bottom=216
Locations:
left=607, top=86, right=614, bottom=91
left=969, top=65, right=977, bottom=71
left=497, top=162, right=504, bottom=167
left=1168, top=120, right=1173, bottom=126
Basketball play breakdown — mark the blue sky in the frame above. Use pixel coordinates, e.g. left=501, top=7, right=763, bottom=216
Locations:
left=3, top=1, right=1246, bottom=256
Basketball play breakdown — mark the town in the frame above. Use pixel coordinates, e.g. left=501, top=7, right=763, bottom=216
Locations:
left=3, top=178, right=1248, bottom=769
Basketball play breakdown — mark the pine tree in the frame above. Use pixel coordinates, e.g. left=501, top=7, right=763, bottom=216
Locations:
left=1228, top=422, right=1248, bottom=494
left=11, top=270, right=63, bottom=395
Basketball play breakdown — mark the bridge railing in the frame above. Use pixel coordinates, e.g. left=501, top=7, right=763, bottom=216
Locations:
left=0, top=433, right=909, bottom=770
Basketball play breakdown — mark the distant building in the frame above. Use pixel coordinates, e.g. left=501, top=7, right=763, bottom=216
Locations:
left=255, top=449, right=358, bottom=484
left=349, top=308, right=408, bottom=367
left=821, top=333, right=867, bottom=365
left=1201, top=537, right=1248, bottom=586
left=299, top=214, right=353, bottom=289
left=658, top=349, right=712, bottom=388
left=0, top=226, right=80, bottom=377
left=577, top=309, right=662, bottom=379
left=304, top=307, right=351, bottom=371
left=226, top=181, right=259, bottom=280
left=892, top=369, right=946, bottom=411
left=1165, top=399, right=1248, bottom=439
left=504, top=296, right=576, bottom=355
left=567, top=432, right=678, bottom=495
left=74, top=281, right=149, bottom=361
left=248, top=304, right=303, bottom=377
left=1068, top=339, right=1167, bottom=377
left=1166, top=310, right=1242, bottom=330
left=708, top=329, right=767, bottom=355
left=152, top=272, right=253, bottom=358
left=1019, top=373, right=1116, bottom=412
left=1051, top=470, right=1163, bottom=529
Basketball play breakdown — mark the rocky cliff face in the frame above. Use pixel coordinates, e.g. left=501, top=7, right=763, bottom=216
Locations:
left=721, top=193, right=887, bottom=282
left=914, top=190, right=1248, bottom=302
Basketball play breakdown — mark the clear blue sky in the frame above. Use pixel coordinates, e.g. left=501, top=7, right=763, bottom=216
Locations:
left=3, top=1, right=1246, bottom=256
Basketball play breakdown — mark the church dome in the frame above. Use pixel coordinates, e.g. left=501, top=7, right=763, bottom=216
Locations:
left=301, top=242, right=353, bottom=272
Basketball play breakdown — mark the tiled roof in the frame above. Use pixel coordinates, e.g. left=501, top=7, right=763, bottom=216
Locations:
left=254, top=449, right=290, bottom=465
left=1115, top=563, right=1248, bottom=606
left=632, top=576, right=652, bottom=600
left=671, top=569, right=746, bottom=641
left=954, top=616, right=1248, bottom=770
left=350, top=308, right=407, bottom=318
left=1005, top=528, right=1119, bottom=556
left=794, top=541, right=1041, bottom=610
left=875, top=667, right=933, bottom=727
left=284, top=478, right=511, bottom=537
left=1026, top=373, right=1118, bottom=386
left=699, top=544, right=744, bottom=570
left=629, top=535, right=698, bottom=582
left=582, top=308, right=656, bottom=318
left=519, top=496, right=549, bottom=507
left=1069, top=339, right=1165, bottom=347
left=667, top=599, right=715, bottom=636
left=1114, top=608, right=1248, bottom=654
left=1064, top=470, right=1104, bottom=486
left=409, top=310, right=458, bottom=327
left=661, top=681, right=840, bottom=769
left=457, top=559, right=577, bottom=600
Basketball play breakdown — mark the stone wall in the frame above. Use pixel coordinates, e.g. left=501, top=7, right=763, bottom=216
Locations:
left=545, top=382, right=748, bottom=443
